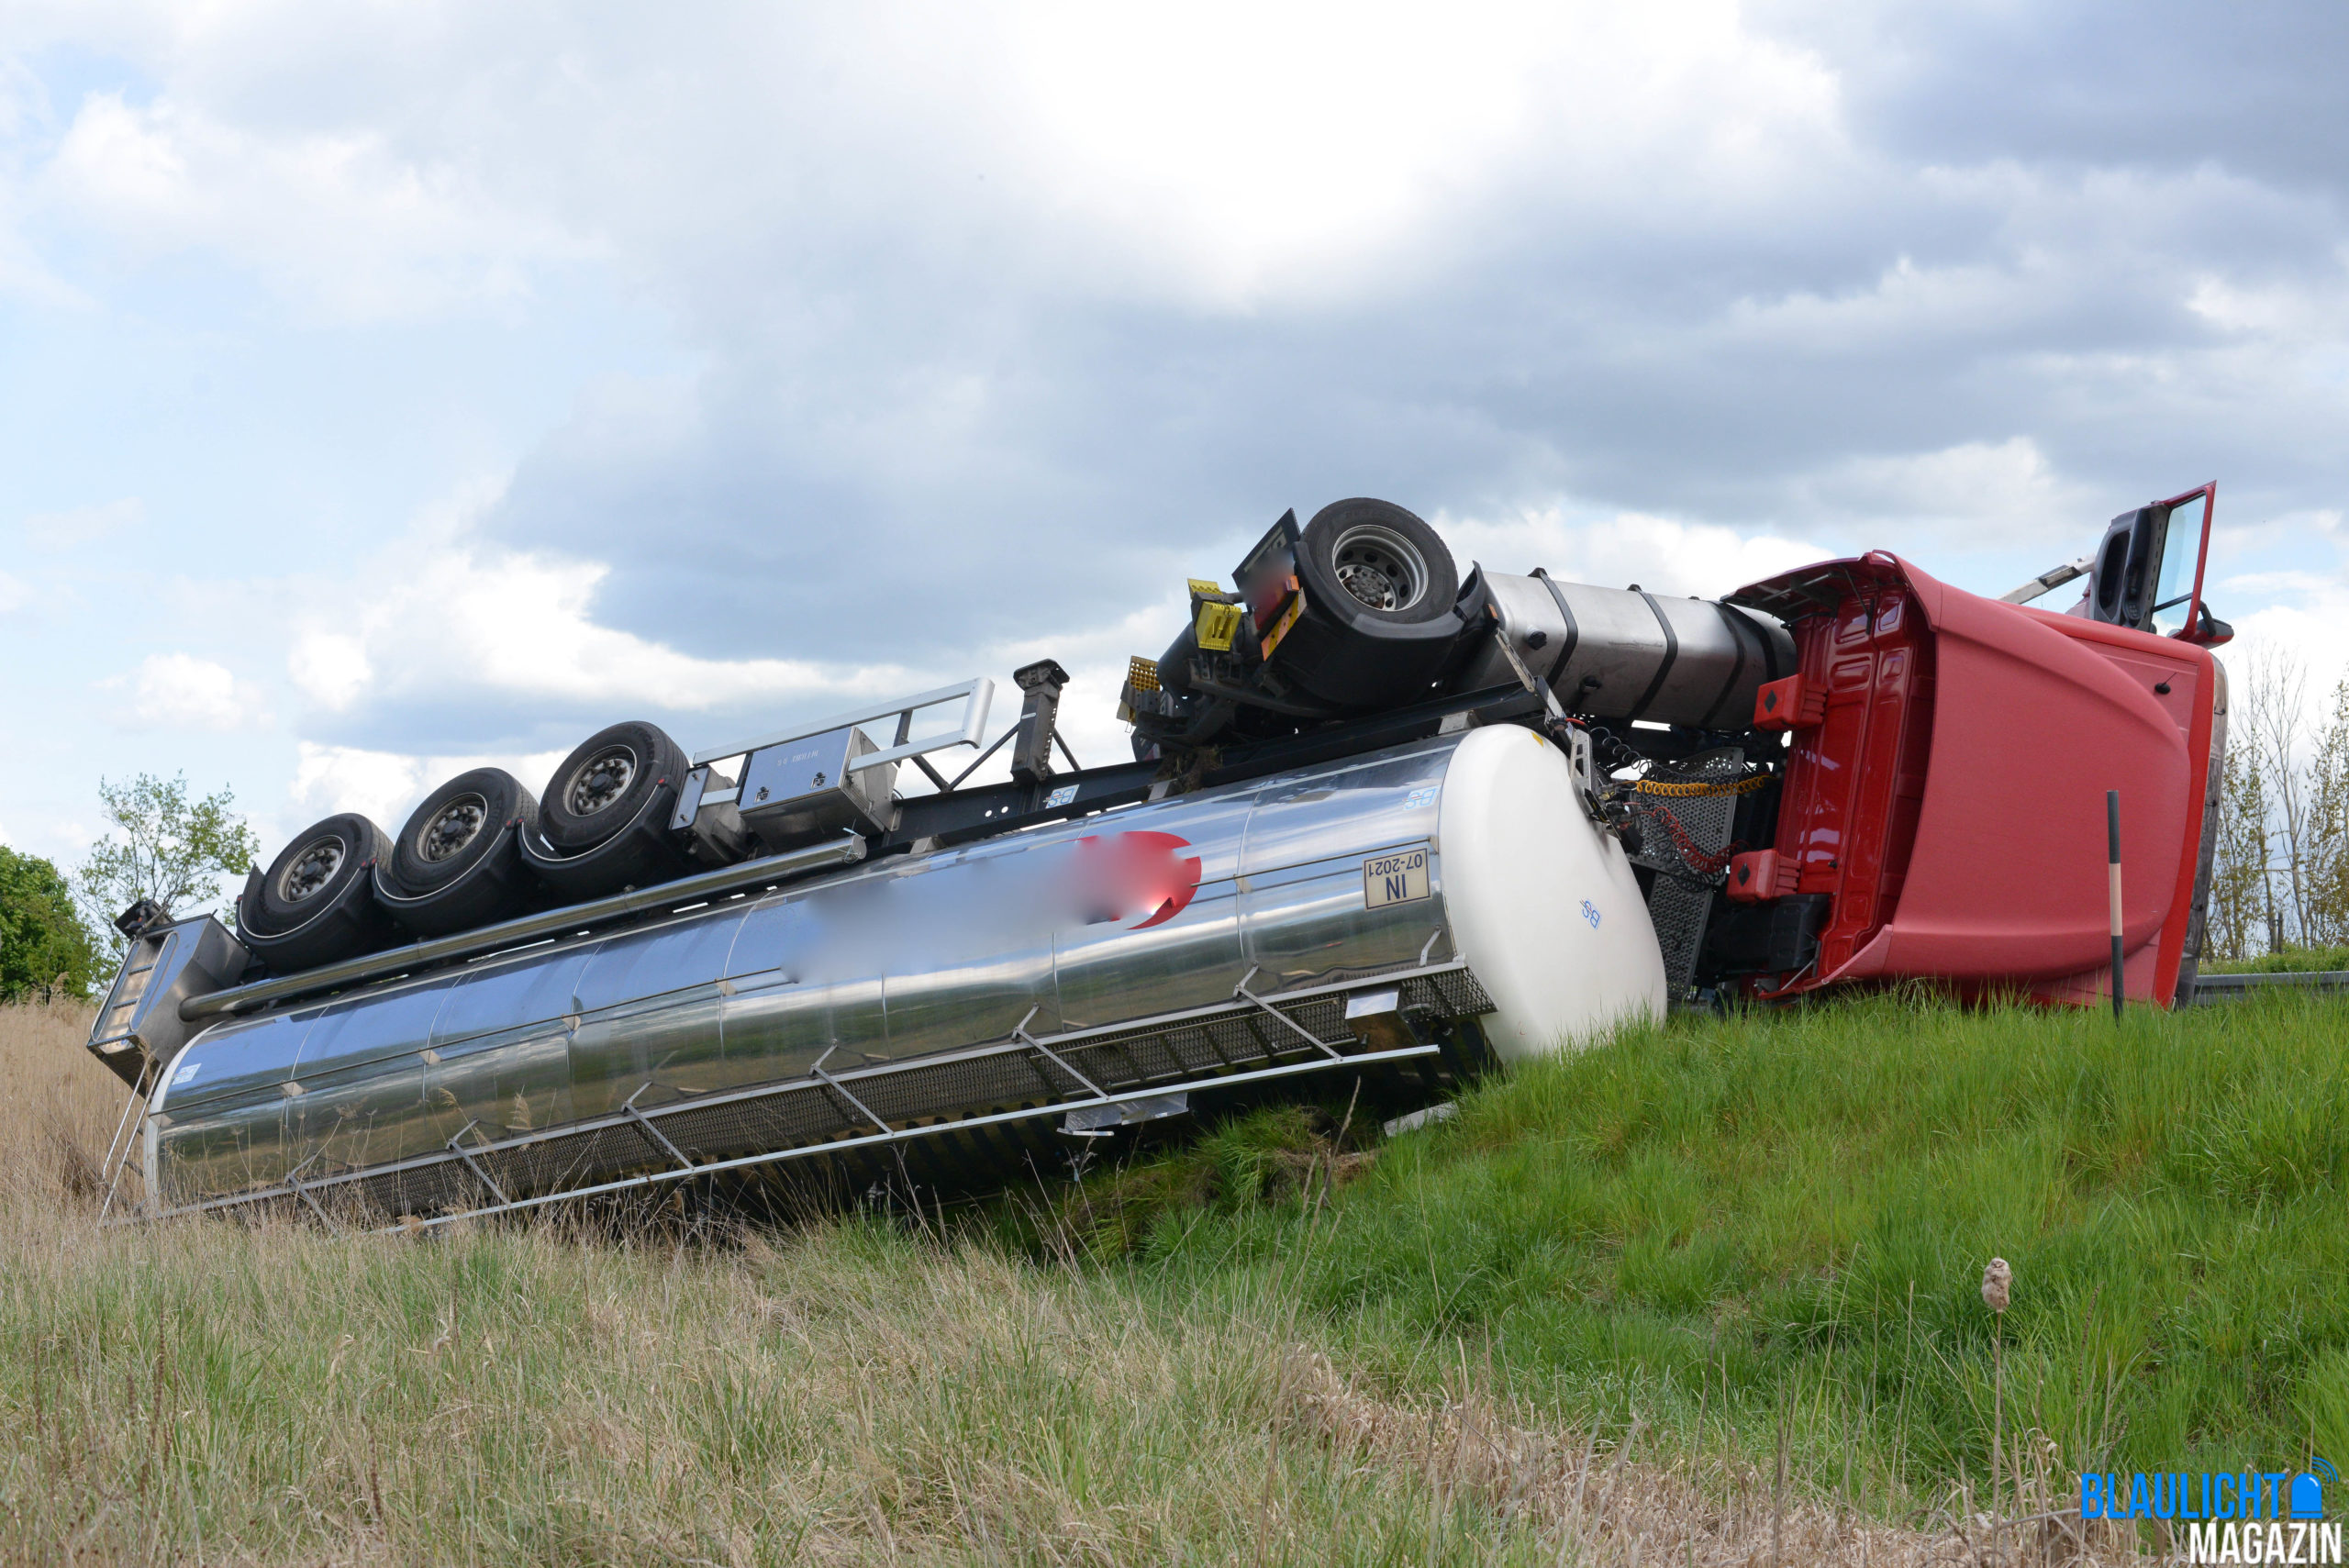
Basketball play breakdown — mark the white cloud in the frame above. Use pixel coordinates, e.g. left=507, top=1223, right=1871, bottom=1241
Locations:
left=5, top=4, right=1852, bottom=319
left=308, top=540, right=917, bottom=713
left=2208, top=508, right=2343, bottom=563
left=993, top=0, right=1845, bottom=306
left=39, top=90, right=585, bottom=320
left=113, top=651, right=268, bottom=731
left=970, top=585, right=1193, bottom=778
left=2186, top=267, right=2349, bottom=339
left=286, top=740, right=571, bottom=845
left=1798, top=437, right=2098, bottom=550
left=2229, top=606, right=2349, bottom=712
left=5, top=0, right=2349, bottom=871
left=21, top=495, right=142, bottom=550
left=284, top=478, right=924, bottom=720
left=1435, top=504, right=1832, bottom=600
left=287, top=630, right=371, bottom=710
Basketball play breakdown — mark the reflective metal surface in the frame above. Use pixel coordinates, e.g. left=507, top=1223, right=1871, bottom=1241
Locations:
left=154, top=962, right=1486, bottom=1229
left=1464, top=572, right=1795, bottom=730
left=84, top=915, right=252, bottom=1087
left=693, top=676, right=995, bottom=774
left=737, top=725, right=894, bottom=843
left=150, top=733, right=1471, bottom=1207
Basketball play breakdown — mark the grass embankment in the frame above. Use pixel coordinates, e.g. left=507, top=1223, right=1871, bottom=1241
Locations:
left=4, top=990, right=2339, bottom=1562
left=1051, top=990, right=2349, bottom=1522
left=0, top=1000, right=1918, bottom=1566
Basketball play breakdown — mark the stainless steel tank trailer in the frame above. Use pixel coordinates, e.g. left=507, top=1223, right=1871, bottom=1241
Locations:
left=83, top=490, right=2233, bottom=1229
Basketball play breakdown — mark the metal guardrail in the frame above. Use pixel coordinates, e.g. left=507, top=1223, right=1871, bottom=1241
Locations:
left=2190, top=969, right=2349, bottom=1002
left=138, top=959, right=1494, bottom=1233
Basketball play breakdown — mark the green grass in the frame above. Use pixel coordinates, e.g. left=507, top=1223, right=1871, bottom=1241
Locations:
left=2, top=1000, right=1906, bottom=1565
left=2, top=1213, right=1587, bottom=1565
left=8, top=990, right=2340, bottom=1562
left=2207, top=943, right=2349, bottom=973
left=1029, top=989, right=2349, bottom=1518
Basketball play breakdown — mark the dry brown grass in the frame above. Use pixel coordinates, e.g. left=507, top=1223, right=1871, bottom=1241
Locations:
left=0, top=1002, right=2161, bottom=1565
left=1, top=996, right=130, bottom=1207
left=1276, top=1347, right=2158, bottom=1566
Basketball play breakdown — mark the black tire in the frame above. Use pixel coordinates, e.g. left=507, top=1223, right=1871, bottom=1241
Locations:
left=376, top=768, right=543, bottom=937
left=239, top=813, right=398, bottom=973
left=390, top=768, right=539, bottom=890
left=252, top=814, right=386, bottom=929
left=1274, top=499, right=1483, bottom=709
left=519, top=805, right=696, bottom=903
left=540, top=721, right=685, bottom=852
left=1296, top=498, right=1460, bottom=628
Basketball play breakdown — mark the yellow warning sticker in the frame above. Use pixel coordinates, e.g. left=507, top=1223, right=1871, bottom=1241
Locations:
left=1363, top=846, right=1431, bottom=908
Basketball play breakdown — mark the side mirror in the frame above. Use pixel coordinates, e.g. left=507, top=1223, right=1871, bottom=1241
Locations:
left=2182, top=602, right=2233, bottom=649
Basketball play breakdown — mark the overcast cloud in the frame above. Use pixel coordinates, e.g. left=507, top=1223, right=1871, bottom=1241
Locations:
left=3, top=1, right=2345, bottom=870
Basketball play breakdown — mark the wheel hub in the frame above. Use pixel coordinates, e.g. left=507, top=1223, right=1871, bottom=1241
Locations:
left=278, top=837, right=345, bottom=904
left=1330, top=524, right=1429, bottom=613
left=1337, top=561, right=1401, bottom=609
left=568, top=747, right=637, bottom=817
left=420, top=794, right=489, bottom=862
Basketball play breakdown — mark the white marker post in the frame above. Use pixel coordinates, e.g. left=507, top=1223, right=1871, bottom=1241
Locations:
left=2107, top=789, right=2124, bottom=1021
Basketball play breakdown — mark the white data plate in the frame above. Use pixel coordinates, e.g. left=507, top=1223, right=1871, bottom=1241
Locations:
left=1364, top=846, right=1431, bottom=908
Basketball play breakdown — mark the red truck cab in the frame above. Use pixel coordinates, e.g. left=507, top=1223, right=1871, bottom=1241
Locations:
left=1720, top=486, right=2229, bottom=1008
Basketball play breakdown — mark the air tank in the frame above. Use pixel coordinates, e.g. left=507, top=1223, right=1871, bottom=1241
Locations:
left=145, top=725, right=1663, bottom=1210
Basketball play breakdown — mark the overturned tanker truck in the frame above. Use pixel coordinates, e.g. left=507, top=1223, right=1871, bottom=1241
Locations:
left=87, top=488, right=2233, bottom=1228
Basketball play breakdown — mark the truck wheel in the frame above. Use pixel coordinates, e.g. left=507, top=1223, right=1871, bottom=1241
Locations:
left=253, top=815, right=385, bottom=927
left=1297, top=498, right=1459, bottom=624
left=524, top=720, right=695, bottom=902
left=539, top=721, right=684, bottom=852
left=391, top=768, right=538, bottom=889
left=239, top=813, right=398, bottom=973
left=1274, top=499, right=1482, bottom=709
left=375, top=768, right=542, bottom=937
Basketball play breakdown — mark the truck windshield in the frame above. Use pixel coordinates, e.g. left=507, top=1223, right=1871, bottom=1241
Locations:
left=2149, top=495, right=2205, bottom=635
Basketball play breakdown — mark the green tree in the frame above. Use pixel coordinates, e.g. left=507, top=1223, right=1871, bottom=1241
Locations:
left=76, top=773, right=260, bottom=959
left=0, top=845, right=102, bottom=1000
left=2240, top=649, right=2315, bottom=946
left=2210, top=738, right=2271, bottom=962
left=2302, top=677, right=2349, bottom=946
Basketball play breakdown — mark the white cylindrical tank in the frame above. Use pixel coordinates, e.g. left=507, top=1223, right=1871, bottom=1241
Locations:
left=1439, top=724, right=1665, bottom=1059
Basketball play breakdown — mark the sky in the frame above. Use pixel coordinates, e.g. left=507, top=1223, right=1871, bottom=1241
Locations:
left=4, top=1, right=2347, bottom=892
